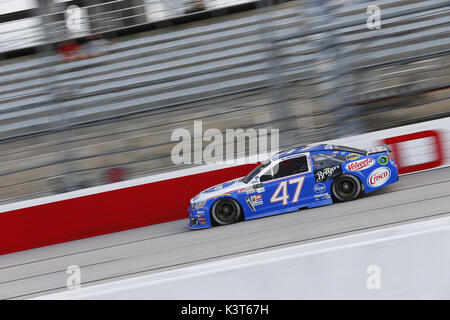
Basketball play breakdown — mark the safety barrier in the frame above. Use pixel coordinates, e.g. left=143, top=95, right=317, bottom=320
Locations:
left=0, top=117, right=449, bottom=255
left=0, top=163, right=256, bottom=255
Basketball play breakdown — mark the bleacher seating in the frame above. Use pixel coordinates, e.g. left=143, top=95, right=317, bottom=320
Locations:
left=0, top=0, right=448, bottom=203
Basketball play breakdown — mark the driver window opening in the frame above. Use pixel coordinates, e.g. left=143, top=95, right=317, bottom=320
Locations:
left=260, top=168, right=273, bottom=182
left=261, top=156, right=309, bottom=182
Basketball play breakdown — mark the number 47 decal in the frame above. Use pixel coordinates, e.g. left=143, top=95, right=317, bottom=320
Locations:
left=270, top=176, right=305, bottom=205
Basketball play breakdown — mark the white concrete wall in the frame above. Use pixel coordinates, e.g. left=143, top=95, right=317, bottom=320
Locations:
left=35, top=215, right=450, bottom=299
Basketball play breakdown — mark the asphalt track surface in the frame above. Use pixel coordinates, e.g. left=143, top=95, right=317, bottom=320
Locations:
left=1, top=166, right=450, bottom=299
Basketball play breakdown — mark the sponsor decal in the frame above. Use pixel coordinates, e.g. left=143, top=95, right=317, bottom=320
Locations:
left=196, top=202, right=205, bottom=209
left=378, top=155, right=389, bottom=165
left=238, top=188, right=246, bottom=193
left=245, top=197, right=255, bottom=211
left=314, top=165, right=342, bottom=182
left=367, top=167, right=391, bottom=187
left=314, top=192, right=330, bottom=199
left=254, top=183, right=265, bottom=193
left=245, top=183, right=265, bottom=194
left=346, top=153, right=360, bottom=161
left=313, top=183, right=326, bottom=194
left=213, top=193, right=231, bottom=199
left=250, top=194, right=263, bottom=206
left=346, top=158, right=375, bottom=172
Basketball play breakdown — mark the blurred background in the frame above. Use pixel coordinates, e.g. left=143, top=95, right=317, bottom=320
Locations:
left=0, top=0, right=448, bottom=205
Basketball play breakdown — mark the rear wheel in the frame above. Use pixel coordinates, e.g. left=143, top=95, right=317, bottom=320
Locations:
left=211, top=198, right=242, bottom=225
left=332, top=174, right=362, bottom=202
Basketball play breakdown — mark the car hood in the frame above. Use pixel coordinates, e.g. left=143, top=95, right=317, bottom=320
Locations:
left=191, top=177, right=247, bottom=203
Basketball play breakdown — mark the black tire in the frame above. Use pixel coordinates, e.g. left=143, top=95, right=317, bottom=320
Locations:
left=331, top=174, right=362, bottom=202
left=211, top=197, right=242, bottom=226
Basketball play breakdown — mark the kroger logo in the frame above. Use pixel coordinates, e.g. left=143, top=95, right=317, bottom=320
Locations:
left=367, top=167, right=391, bottom=187
left=313, top=183, right=326, bottom=194
left=316, top=165, right=340, bottom=182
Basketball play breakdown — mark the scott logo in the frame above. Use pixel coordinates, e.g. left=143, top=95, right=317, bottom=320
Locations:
left=367, top=167, right=391, bottom=187
left=346, top=158, right=374, bottom=171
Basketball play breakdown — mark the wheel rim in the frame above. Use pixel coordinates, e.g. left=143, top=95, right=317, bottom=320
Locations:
left=337, top=178, right=357, bottom=198
left=215, top=200, right=238, bottom=223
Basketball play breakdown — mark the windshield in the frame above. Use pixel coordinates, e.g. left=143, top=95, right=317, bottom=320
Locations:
left=243, top=159, right=271, bottom=184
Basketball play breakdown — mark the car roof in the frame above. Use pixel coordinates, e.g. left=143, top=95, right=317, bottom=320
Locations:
left=271, top=144, right=367, bottom=161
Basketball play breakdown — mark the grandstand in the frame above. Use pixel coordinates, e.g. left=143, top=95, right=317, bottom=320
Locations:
left=0, top=0, right=448, bottom=203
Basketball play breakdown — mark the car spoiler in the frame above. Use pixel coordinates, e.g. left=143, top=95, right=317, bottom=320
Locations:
left=366, top=144, right=390, bottom=155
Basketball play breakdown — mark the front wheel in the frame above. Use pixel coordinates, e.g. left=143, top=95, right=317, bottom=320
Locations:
left=331, top=174, right=362, bottom=202
left=211, top=198, right=242, bottom=226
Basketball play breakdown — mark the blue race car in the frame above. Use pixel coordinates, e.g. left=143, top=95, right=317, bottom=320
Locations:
left=188, top=144, right=398, bottom=229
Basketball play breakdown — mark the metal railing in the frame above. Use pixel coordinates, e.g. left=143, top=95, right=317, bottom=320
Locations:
left=0, top=0, right=258, bottom=53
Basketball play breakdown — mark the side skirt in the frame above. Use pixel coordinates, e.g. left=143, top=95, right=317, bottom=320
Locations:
left=244, top=199, right=333, bottom=220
